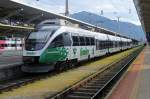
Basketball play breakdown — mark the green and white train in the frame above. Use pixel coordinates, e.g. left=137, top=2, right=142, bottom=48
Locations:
left=22, top=19, right=139, bottom=73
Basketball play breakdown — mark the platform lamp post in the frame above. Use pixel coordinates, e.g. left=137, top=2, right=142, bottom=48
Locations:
left=117, top=16, right=120, bottom=34
left=114, top=11, right=120, bottom=49
left=36, top=0, right=69, bottom=16
left=115, top=17, right=118, bottom=49
left=98, top=10, right=104, bottom=33
left=65, top=0, right=69, bottom=16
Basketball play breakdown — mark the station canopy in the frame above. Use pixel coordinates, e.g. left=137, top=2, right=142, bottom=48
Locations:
left=0, top=0, right=129, bottom=38
left=134, top=0, right=150, bottom=32
left=134, top=0, right=150, bottom=42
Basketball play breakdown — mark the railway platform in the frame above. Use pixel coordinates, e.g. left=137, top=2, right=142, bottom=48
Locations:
left=108, top=46, right=149, bottom=99
left=0, top=50, right=22, bottom=69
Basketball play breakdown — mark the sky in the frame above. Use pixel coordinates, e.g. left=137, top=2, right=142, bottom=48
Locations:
left=13, top=0, right=141, bottom=25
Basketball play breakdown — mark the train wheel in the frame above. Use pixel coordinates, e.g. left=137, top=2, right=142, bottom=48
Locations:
left=71, top=59, right=78, bottom=68
left=67, top=59, right=76, bottom=69
left=69, top=62, right=76, bottom=69
left=55, top=62, right=63, bottom=72
left=56, top=61, right=70, bottom=72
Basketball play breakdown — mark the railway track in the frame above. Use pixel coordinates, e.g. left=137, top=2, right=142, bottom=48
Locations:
left=0, top=47, right=143, bottom=97
left=0, top=71, right=58, bottom=94
left=50, top=47, right=143, bottom=99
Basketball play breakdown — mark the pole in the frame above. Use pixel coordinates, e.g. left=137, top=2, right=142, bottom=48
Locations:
left=116, top=16, right=120, bottom=49
left=117, top=16, right=120, bottom=33
left=65, top=0, right=69, bottom=16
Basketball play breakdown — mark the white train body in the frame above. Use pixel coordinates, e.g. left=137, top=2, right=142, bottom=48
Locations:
left=22, top=19, right=139, bottom=73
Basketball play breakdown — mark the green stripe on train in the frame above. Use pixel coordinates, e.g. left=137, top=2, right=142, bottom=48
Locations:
left=39, top=47, right=68, bottom=63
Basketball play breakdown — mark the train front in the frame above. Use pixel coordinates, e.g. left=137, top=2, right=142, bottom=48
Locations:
left=22, top=28, right=57, bottom=73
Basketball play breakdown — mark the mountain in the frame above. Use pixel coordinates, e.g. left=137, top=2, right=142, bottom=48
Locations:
left=71, top=11, right=145, bottom=41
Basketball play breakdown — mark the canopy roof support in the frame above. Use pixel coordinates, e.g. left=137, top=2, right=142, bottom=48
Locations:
left=0, top=8, right=23, bottom=21
left=25, top=14, right=44, bottom=24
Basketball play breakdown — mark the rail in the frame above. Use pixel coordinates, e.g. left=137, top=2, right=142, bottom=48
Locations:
left=50, top=46, right=144, bottom=99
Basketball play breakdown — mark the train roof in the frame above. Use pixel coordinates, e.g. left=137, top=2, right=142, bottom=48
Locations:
left=57, top=26, right=122, bottom=41
left=108, top=35, right=120, bottom=41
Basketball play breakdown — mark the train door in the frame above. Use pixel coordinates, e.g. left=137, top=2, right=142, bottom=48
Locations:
left=71, top=34, right=80, bottom=61
left=63, top=32, right=72, bottom=60
left=106, top=35, right=110, bottom=53
left=79, top=36, right=88, bottom=61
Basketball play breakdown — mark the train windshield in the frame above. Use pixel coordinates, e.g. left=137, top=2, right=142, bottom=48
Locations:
left=25, top=30, right=56, bottom=51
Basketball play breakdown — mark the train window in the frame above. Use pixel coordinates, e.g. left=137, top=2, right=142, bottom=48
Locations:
left=105, top=41, right=109, bottom=49
left=104, top=41, right=108, bottom=49
left=91, top=38, right=95, bottom=45
left=104, top=41, right=106, bottom=49
left=85, top=37, right=90, bottom=46
left=115, top=41, right=117, bottom=47
left=63, top=33, right=71, bottom=46
left=101, top=41, right=105, bottom=49
left=103, top=41, right=106, bottom=49
left=72, top=36, right=79, bottom=46
left=119, top=41, right=122, bottom=47
left=50, top=34, right=64, bottom=48
left=111, top=41, right=114, bottom=48
left=128, top=42, right=130, bottom=46
left=96, top=39, right=99, bottom=50
left=25, top=30, right=56, bottom=51
left=79, top=36, right=86, bottom=46
left=100, top=41, right=105, bottom=50
left=99, top=41, right=101, bottom=50
left=96, top=40, right=107, bottom=50
left=107, top=41, right=109, bottom=48
left=123, top=42, right=125, bottom=46
left=108, top=41, right=113, bottom=48
left=102, top=41, right=105, bottom=49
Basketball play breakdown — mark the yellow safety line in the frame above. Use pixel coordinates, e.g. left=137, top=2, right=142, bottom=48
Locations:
left=129, top=50, right=145, bottom=99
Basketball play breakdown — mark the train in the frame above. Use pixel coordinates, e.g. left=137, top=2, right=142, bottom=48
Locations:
left=0, top=36, right=23, bottom=51
left=22, top=19, right=140, bottom=73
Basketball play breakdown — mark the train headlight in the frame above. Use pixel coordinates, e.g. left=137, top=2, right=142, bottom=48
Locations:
left=23, top=56, right=39, bottom=64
